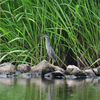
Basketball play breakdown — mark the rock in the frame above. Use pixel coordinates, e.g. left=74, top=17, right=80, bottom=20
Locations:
left=97, top=66, right=100, bottom=75
left=67, top=65, right=80, bottom=74
left=0, top=74, right=8, bottom=78
left=84, top=68, right=97, bottom=77
left=44, top=72, right=53, bottom=79
left=52, top=71, right=65, bottom=78
left=31, top=72, right=41, bottom=78
left=67, top=65, right=87, bottom=76
left=44, top=71, right=65, bottom=79
left=65, top=75, right=77, bottom=79
left=0, top=63, right=15, bottom=74
left=31, top=60, right=64, bottom=76
left=67, top=65, right=81, bottom=75
left=17, top=64, right=31, bottom=73
left=64, top=70, right=71, bottom=75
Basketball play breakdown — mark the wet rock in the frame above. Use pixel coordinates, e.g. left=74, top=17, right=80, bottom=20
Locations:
left=75, top=70, right=87, bottom=77
left=0, top=63, right=15, bottom=74
left=97, top=66, right=100, bottom=75
left=17, top=64, right=31, bottom=73
left=52, top=71, right=65, bottom=78
left=64, top=70, right=71, bottom=75
left=44, top=71, right=65, bottom=79
left=67, top=65, right=87, bottom=76
left=14, top=70, right=31, bottom=78
left=7, top=74, right=19, bottom=78
left=31, top=72, right=41, bottom=78
left=84, top=68, right=97, bottom=77
left=0, top=74, right=8, bottom=78
left=65, top=75, right=77, bottom=79
left=44, top=72, right=53, bottom=79
left=31, top=60, right=64, bottom=76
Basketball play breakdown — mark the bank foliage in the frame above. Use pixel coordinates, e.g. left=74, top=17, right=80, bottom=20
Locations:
left=0, top=0, right=100, bottom=67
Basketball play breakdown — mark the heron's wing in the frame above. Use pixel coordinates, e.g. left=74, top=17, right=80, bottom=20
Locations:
left=51, top=47, right=56, bottom=62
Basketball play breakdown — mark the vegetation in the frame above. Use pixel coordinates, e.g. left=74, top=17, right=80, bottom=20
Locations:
left=0, top=0, right=100, bottom=67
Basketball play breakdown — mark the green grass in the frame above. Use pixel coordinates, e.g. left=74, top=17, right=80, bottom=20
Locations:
left=0, top=0, right=100, bottom=67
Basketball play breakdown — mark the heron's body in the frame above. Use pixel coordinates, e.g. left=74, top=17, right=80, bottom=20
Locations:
left=40, top=34, right=56, bottom=63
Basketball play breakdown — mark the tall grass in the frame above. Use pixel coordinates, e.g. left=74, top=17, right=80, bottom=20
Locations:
left=0, top=0, right=100, bottom=67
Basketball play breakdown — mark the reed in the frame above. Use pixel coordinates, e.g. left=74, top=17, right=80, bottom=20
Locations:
left=0, top=0, right=100, bottom=67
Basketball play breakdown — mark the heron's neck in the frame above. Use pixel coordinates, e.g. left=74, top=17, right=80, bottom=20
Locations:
left=46, top=38, right=50, bottom=50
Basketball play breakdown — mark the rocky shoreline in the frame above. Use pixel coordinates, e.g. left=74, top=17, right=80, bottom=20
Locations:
left=0, top=60, right=100, bottom=79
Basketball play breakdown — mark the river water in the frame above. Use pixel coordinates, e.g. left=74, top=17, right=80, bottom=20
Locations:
left=0, top=77, right=100, bottom=100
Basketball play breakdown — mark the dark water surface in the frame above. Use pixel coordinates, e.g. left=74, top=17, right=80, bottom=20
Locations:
left=0, top=77, right=100, bottom=100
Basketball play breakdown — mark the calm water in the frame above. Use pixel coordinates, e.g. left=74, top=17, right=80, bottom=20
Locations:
left=0, top=77, right=100, bottom=100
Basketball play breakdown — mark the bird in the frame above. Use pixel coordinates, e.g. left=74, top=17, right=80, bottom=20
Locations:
left=39, top=34, right=56, bottom=64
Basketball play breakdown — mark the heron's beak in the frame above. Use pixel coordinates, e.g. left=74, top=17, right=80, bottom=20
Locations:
left=38, top=35, right=45, bottom=37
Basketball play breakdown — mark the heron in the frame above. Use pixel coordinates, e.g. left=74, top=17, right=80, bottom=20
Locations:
left=39, top=34, right=56, bottom=64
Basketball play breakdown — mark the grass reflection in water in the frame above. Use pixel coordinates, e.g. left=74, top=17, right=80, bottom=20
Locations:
left=0, top=78, right=100, bottom=100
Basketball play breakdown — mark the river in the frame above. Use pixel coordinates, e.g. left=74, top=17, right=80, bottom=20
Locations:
left=0, top=77, right=100, bottom=100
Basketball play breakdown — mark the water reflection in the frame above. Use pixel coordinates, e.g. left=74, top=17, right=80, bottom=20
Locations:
left=0, top=78, right=100, bottom=100
left=0, top=78, right=14, bottom=85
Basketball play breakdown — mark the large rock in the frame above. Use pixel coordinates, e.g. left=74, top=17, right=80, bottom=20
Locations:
left=67, top=65, right=86, bottom=76
left=31, top=60, right=64, bottom=76
left=17, top=64, right=31, bottom=73
left=67, top=65, right=81, bottom=75
left=84, top=68, right=97, bottom=77
left=0, top=63, right=15, bottom=74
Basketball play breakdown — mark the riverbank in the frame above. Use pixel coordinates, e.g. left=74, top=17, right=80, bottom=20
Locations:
left=0, top=60, right=100, bottom=79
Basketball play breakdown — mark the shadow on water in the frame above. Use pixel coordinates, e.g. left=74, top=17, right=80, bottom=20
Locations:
left=0, top=77, right=100, bottom=100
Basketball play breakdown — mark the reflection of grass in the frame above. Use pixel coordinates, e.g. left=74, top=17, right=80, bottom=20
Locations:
left=0, top=0, right=100, bottom=67
left=16, top=73, right=28, bottom=78
left=0, top=83, right=26, bottom=100
left=53, top=80, right=100, bottom=100
left=74, top=83, right=100, bottom=100
left=0, top=79, right=46, bottom=100
left=0, top=78, right=100, bottom=100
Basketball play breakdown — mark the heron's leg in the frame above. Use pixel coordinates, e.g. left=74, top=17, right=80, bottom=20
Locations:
left=49, top=58, right=51, bottom=63
left=52, top=59, right=54, bottom=65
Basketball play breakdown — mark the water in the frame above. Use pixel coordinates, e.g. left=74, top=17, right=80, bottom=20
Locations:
left=0, top=77, right=100, bottom=100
